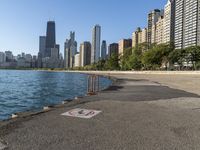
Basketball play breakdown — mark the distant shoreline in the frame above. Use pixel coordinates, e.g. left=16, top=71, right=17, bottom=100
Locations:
left=1, top=68, right=200, bottom=75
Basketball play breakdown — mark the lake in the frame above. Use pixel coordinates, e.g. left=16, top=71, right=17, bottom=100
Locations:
left=0, top=70, right=111, bottom=120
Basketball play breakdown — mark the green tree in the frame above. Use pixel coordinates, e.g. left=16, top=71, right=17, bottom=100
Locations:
left=168, top=49, right=186, bottom=70
left=96, top=59, right=106, bottom=70
left=120, top=47, right=133, bottom=70
left=185, top=46, right=200, bottom=70
left=105, top=54, right=120, bottom=70
left=142, top=43, right=173, bottom=70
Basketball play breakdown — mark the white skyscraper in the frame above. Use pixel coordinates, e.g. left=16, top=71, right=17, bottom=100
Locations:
left=91, top=25, right=101, bottom=63
left=163, top=0, right=173, bottom=43
left=174, top=0, right=200, bottom=49
left=74, top=53, right=80, bottom=67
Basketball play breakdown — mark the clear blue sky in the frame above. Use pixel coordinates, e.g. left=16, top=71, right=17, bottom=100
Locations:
left=0, top=0, right=166, bottom=55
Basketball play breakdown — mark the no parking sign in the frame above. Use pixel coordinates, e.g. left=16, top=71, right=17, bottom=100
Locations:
left=61, top=108, right=102, bottom=119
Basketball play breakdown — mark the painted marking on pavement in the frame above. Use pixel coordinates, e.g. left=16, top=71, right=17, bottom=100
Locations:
left=61, top=108, right=102, bottom=119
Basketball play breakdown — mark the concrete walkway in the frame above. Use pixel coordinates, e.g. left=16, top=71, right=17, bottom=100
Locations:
left=1, top=74, right=200, bottom=150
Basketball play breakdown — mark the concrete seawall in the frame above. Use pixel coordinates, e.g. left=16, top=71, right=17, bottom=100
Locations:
left=1, top=72, right=200, bottom=150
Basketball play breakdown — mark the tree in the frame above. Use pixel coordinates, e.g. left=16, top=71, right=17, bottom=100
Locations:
left=129, top=55, right=142, bottom=70
left=185, top=46, right=200, bottom=70
left=105, top=54, right=120, bottom=70
left=96, top=59, right=106, bottom=70
left=120, top=47, right=133, bottom=70
left=168, top=49, right=186, bottom=70
left=142, top=43, right=173, bottom=70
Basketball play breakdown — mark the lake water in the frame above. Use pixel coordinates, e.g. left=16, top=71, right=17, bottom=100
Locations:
left=0, top=70, right=112, bottom=120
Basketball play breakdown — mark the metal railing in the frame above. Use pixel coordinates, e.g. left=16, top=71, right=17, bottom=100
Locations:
left=87, top=75, right=100, bottom=95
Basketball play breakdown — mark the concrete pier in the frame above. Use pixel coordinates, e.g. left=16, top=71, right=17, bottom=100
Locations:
left=1, top=72, right=200, bottom=150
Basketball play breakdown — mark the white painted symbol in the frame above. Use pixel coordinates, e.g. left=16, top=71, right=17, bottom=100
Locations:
left=0, top=142, right=7, bottom=150
left=61, top=108, right=102, bottom=119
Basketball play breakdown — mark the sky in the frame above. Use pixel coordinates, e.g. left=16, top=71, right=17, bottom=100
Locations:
left=0, top=0, right=167, bottom=56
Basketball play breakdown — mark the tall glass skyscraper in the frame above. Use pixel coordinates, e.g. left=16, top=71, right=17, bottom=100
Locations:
left=46, top=21, right=56, bottom=48
left=91, top=25, right=101, bottom=63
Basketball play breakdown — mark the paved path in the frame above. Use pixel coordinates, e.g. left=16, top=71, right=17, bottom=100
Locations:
left=1, top=75, right=200, bottom=150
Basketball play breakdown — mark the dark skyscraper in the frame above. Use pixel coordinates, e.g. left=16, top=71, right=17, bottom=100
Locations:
left=101, top=40, right=107, bottom=60
left=46, top=21, right=56, bottom=48
left=38, top=21, right=61, bottom=68
left=108, top=43, right=119, bottom=58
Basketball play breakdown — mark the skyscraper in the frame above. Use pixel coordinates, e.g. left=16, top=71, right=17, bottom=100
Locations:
left=5, top=51, right=13, bottom=62
left=74, top=53, right=80, bottom=67
left=38, top=21, right=61, bottom=68
left=153, top=16, right=164, bottom=44
left=118, top=39, right=132, bottom=55
left=163, top=0, right=175, bottom=44
left=45, top=21, right=56, bottom=57
left=91, top=25, right=101, bottom=64
left=148, top=9, right=164, bottom=46
left=64, top=32, right=77, bottom=68
left=46, top=21, right=56, bottom=48
left=80, top=42, right=91, bottom=67
left=0, top=52, right=6, bottom=63
left=101, top=40, right=107, bottom=60
left=108, top=43, right=119, bottom=58
left=174, top=0, right=200, bottom=49
left=39, top=36, right=46, bottom=57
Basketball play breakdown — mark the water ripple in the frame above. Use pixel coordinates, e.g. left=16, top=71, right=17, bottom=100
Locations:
left=0, top=70, right=111, bottom=120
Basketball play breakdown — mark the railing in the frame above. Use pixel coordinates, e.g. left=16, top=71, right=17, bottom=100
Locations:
left=87, top=75, right=100, bottom=95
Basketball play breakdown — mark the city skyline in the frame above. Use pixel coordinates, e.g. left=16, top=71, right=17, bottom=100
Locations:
left=0, top=0, right=166, bottom=55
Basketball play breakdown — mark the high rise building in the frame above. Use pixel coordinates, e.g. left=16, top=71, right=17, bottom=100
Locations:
left=141, top=28, right=148, bottom=43
left=174, top=0, right=200, bottom=49
left=163, top=0, right=175, bottom=44
left=51, top=48, right=59, bottom=59
left=46, top=21, right=56, bottom=49
left=45, top=21, right=56, bottom=58
left=64, top=39, right=70, bottom=68
left=39, top=36, right=46, bottom=57
left=91, top=25, right=101, bottom=64
left=101, top=40, right=107, bottom=60
left=153, top=16, right=164, bottom=44
left=108, top=43, right=119, bottom=58
left=118, top=39, right=132, bottom=55
left=38, top=21, right=61, bottom=68
left=79, top=42, right=91, bottom=67
left=21, top=53, right=25, bottom=58
left=148, top=9, right=164, bottom=46
left=0, top=52, right=6, bottom=63
left=132, top=27, right=148, bottom=48
left=25, top=54, right=32, bottom=62
left=64, top=32, right=77, bottom=68
left=5, top=51, right=13, bottom=62
left=38, top=36, right=46, bottom=67
left=74, top=53, right=80, bottom=67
